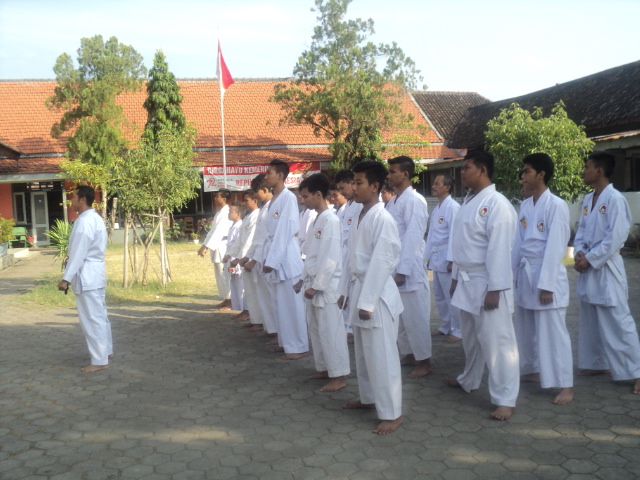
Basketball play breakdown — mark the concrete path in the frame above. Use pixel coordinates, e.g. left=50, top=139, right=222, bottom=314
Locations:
left=1, top=251, right=639, bottom=480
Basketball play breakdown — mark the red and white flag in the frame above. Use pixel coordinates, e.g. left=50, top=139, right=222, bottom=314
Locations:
left=217, top=40, right=234, bottom=94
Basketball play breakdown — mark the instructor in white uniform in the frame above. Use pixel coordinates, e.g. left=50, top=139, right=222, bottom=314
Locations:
left=58, top=185, right=113, bottom=373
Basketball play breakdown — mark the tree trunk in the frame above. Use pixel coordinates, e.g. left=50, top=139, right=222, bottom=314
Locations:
left=108, top=197, right=118, bottom=244
left=159, top=206, right=167, bottom=288
left=122, top=212, right=129, bottom=288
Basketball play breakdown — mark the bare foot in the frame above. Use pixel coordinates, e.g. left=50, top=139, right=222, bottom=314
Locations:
left=320, top=377, right=347, bottom=392
left=553, top=387, right=574, bottom=405
left=259, top=331, right=277, bottom=337
left=409, top=359, right=432, bottom=379
left=310, top=371, right=329, bottom=379
left=244, top=325, right=263, bottom=333
left=219, top=306, right=232, bottom=312
left=342, top=400, right=375, bottom=410
left=577, top=369, right=610, bottom=376
left=633, top=378, right=640, bottom=394
left=400, top=354, right=417, bottom=366
left=269, top=347, right=285, bottom=353
left=491, top=406, right=515, bottom=421
left=108, top=353, right=115, bottom=360
left=520, top=373, right=541, bottom=383
left=81, top=364, right=109, bottom=373
left=446, top=335, right=462, bottom=343
left=444, top=376, right=461, bottom=388
left=373, top=417, right=403, bottom=435
left=215, top=299, right=231, bottom=309
left=280, top=352, right=309, bottom=360
left=266, top=338, right=280, bottom=345
left=234, top=313, right=251, bottom=323
left=431, top=330, right=445, bottom=337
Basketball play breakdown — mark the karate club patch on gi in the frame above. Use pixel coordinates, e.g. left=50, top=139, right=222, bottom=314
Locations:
left=583, top=206, right=588, bottom=216
left=438, top=216, right=445, bottom=224
left=479, top=206, right=489, bottom=216
left=273, top=211, right=280, bottom=219
left=347, top=218, right=353, bottom=225
left=599, top=204, right=607, bottom=214
left=314, top=228, right=322, bottom=239
left=520, top=216, right=527, bottom=229
left=537, top=221, right=545, bottom=232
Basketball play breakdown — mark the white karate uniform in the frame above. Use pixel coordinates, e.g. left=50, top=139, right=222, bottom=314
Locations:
left=303, top=209, right=350, bottom=377
left=338, top=199, right=363, bottom=333
left=229, top=209, right=260, bottom=324
left=512, top=189, right=573, bottom=389
left=339, top=202, right=403, bottom=420
left=263, top=189, right=308, bottom=354
left=298, top=207, right=318, bottom=259
left=450, top=185, right=520, bottom=408
left=386, top=187, right=432, bottom=361
left=246, top=201, right=276, bottom=333
left=425, top=195, right=461, bottom=338
left=224, top=220, right=244, bottom=311
left=63, top=208, right=112, bottom=366
left=575, top=184, right=640, bottom=381
left=203, top=205, right=233, bottom=300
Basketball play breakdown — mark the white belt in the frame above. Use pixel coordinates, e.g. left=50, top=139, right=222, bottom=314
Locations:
left=518, top=257, right=542, bottom=285
left=458, top=264, right=486, bottom=282
left=431, top=245, right=447, bottom=253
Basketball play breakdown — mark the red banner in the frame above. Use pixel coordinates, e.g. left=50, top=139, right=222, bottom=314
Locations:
left=203, top=162, right=321, bottom=191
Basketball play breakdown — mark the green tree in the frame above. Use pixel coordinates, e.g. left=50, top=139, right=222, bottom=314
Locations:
left=47, top=35, right=147, bottom=223
left=113, top=128, right=200, bottom=287
left=272, top=0, right=427, bottom=170
left=143, top=50, right=187, bottom=144
left=113, top=52, right=197, bottom=288
left=486, top=102, right=594, bottom=202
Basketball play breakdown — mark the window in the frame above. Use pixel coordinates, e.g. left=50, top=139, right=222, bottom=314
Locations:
left=13, top=192, right=26, bottom=224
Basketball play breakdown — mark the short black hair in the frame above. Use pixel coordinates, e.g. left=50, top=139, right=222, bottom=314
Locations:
left=214, top=188, right=231, bottom=201
left=251, top=173, right=268, bottom=191
left=382, top=181, right=395, bottom=194
left=329, top=182, right=340, bottom=192
left=75, top=185, right=95, bottom=207
left=587, top=151, right=615, bottom=179
left=299, top=173, right=330, bottom=198
left=334, top=169, right=355, bottom=184
left=352, top=160, right=388, bottom=194
left=243, top=189, right=257, bottom=200
left=464, top=149, right=495, bottom=180
left=387, top=155, right=415, bottom=177
left=523, top=153, right=554, bottom=185
left=229, top=201, right=245, bottom=215
left=269, top=159, right=289, bottom=179
left=435, top=173, right=454, bottom=194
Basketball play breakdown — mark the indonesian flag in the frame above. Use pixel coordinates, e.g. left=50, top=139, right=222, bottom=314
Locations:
left=217, top=40, right=235, bottom=94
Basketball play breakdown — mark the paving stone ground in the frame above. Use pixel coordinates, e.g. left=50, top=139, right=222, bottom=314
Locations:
left=1, top=249, right=639, bottom=480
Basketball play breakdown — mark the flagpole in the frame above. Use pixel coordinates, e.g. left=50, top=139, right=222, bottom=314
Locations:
left=218, top=48, right=227, bottom=189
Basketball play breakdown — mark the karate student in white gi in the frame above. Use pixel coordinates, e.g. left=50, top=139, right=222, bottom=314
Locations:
left=425, top=174, right=462, bottom=342
left=338, top=160, right=404, bottom=435
left=58, top=185, right=113, bottom=373
left=335, top=169, right=363, bottom=338
left=243, top=176, right=278, bottom=339
left=329, top=183, right=347, bottom=217
left=513, top=153, right=574, bottom=405
left=230, top=190, right=261, bottom=330
left=446, top=149, right=520, bottom=421
left=198, top=189, right=233, bottom=309
left=574, top=151, right=640, bottom=394
left=222, top=203, right=245, bottom=314
left=298, top=193, right=317, bottom=258
left=297, top=173, right=350, bottom=392
left=386, top=156, right=432, bottom=378
left=262, top=159, right=309, bottom=360
left=381, top=182, right=395, bottom=207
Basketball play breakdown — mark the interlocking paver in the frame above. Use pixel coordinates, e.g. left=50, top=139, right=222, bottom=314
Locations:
left=2, top=249, right=640, bottom=479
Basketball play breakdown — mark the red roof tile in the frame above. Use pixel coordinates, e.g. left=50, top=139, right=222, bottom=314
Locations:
left=0, top=80, right=458, bottom=176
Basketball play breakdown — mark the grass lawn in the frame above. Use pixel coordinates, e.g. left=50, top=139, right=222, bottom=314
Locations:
left=23, top=241, right=216, bottom=308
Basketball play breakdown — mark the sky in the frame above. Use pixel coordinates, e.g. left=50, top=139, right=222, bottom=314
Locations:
left=0, top=0, right=639, bottom=101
